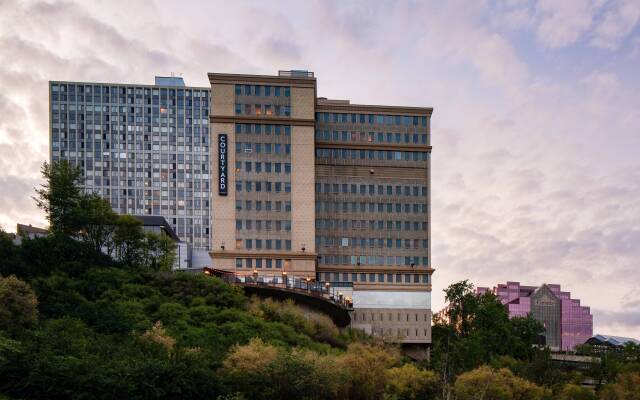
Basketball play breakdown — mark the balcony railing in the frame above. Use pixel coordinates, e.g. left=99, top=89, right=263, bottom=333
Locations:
left=204, top=268, right=352, bottom=309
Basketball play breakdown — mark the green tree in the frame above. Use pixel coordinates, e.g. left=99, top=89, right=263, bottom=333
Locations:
left=556, top=383, right=596, bottom=400
left=143, top=232, right=177, bottom=271
left=510, top=316, right=545, bottom=359
left=33, top=160, right=85, bottom=237
left=0, top=229, right=23, bottom=277
left=0, top=332, right=21, bottom=365
left=339, top=342, right=400, bottom=400
left=385, top=363, right=439, bottom=400
left=79, top=193, right=118, bottom=253
left=454, top=365, right=549, bottom=400
left=112, top=215, right=145, bottom=267
left=432, top=280, right=547, bottom=397
left=0, top=275, right=38, bottom=333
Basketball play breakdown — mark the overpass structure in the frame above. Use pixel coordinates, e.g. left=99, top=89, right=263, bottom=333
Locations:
left=203, top=268, right=353, bottom=327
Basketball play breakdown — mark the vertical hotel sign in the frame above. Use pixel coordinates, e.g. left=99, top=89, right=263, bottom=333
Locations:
left=218, top=134, right=228, bottom=196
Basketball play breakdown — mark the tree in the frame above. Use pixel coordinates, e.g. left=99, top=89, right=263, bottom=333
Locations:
left=223, top=338, right=278, bottom=375
left=599, top=372, right=640, bottom=400
left=0, top=275, right=38, bottom=333
left=0, top=229, right=23, bottom=277
left=112, top=215, right=145, bottom=267
left=432, top=281, right=549, bottom=398
left=0, top=332, right=21, bottom=365
left=339, top=342, right=400, bottom=400
left=385, top=363, right=439, bottom=400
left=79, top=193, right=118, bottom=253
left=556, top=384, right=596, bottom=400
left=510, top=316, right=545, bottom=359
left=143, top=232, right=177, bottom=271
left=454, top=365, right=549, bottom=400
left=33, top=160, right=85, bottom=237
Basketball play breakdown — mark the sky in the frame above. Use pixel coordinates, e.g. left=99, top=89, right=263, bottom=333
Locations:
left=0, top=0, right=639, bottom=337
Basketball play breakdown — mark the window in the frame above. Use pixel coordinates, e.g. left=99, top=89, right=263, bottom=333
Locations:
left=235, top=258, right=243, bottom=268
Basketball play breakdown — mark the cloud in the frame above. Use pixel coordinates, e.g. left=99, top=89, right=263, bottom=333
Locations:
left=534, top=0, right=605, bottom=48
left=592, top=308, right=640, bottom=334
left=591, top=0, right=640, bottom=49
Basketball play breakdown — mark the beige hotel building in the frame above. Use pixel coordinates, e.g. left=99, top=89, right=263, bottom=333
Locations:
left=208, top=70, right=434, bottom=347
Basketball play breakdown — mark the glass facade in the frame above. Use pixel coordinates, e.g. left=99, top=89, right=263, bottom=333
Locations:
left=49, top=80, right=211, bottom=249
left=478, top=282, right=593, bottom=351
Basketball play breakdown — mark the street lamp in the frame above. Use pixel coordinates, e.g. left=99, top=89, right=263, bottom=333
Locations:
left=325, top=281, right=330, bottom=294
left=282, top=270, right=288, bottom=287
left=305, top=276, right=311, bottom=291
left=253, top=268, right=258, bottom=283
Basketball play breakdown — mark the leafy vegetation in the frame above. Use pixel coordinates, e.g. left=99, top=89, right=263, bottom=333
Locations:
left=0, top=160, right=638, bottom=399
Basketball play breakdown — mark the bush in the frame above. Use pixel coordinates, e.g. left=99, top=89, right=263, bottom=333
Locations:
left=0, top=275, right=38, bottom=333
left=454, top=365, right=550, bottom=400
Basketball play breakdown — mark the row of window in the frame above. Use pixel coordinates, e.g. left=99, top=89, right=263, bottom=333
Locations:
left=235, top=124, right=291, bottom=135
left=53, top=125, right=208, bottom=136
left=52, top=121, right=207, bottom=133
left=52, top=84, right=209, bottom=98
left=317, top=237, right=428, bottom=249
left=52, top=93, right=208, bottom=106
left=316, top=130, right=428, bottom=145
left=316, top=201, right=428, bottom=214
left=236, top=181, right=291, bottom=193
left=319, top=254, right=429, bottom=267
left=316, top=219, right=427, bottom=232
left=235, top=220, right=292, bottom=231
left=235, top=239, right=292, bottom=251
left=316, top=112, right=427, bottom=127
left=235, top=258, right=288, bottom=269
left=235, top=161, right=291, bottom=174
left=52, top=104, right=207, bottom=117
left=321, top=272, right=430, bottom=284
left=55, top=131, right=209, bottom=144
left=316, top=148, right=429, bottom=162
left=235, top=142, right=291, bottom=155
left=316, top=183, right=427, bottom=197
left=235, top=103, right=291, bottom=117
left=235, top=84, right=291, bottom=97
left=235, top=200, right=291, bottom=212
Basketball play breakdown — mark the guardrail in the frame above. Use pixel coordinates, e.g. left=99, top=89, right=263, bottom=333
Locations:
left=204, top=268, right=353, bottom=310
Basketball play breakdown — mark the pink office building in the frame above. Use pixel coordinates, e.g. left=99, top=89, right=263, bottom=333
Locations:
left=477, top=282, right=593, bottom=351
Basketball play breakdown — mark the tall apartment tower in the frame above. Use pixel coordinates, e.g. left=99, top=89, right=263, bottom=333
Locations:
left=209, top=71, right=434, bottom=348
left=49, top=77, right=211, bottom=249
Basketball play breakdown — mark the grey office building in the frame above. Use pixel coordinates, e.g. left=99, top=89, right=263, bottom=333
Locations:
left=49, top=77, right=211, bottom=249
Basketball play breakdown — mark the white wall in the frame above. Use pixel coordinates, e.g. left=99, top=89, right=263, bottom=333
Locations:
left=353, top=291, right=431, bottom=309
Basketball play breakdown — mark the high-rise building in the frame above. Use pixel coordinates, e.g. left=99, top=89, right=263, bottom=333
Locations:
left=50, top=70, right=434, bottom=347
left=209, top=70, right=434, bottom=347
left=49, top=77, right=211, bottom=249
left=477, top=282, right=593, bottom=351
